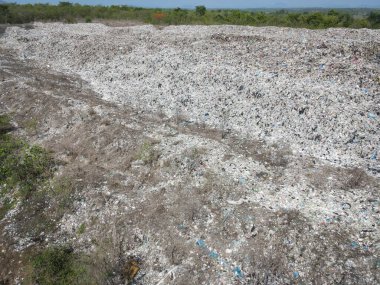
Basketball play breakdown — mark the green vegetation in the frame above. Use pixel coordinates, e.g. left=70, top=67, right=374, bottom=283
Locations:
left=0, top=114, right=75, bottom=235
left=195, top=5, right=206, bottom=17
left=77, top=223, right=86, bottom=235
left=31, top=246, right=89, bottom=285
left=29, top=243, right=132, bottom=285
left=22, top=117, right=38, bottom=134
left=136, top=141, right=157, bottom=165
left=0, top=124, right=54, bottom=200
left=0, top=114, right=119, bottom=283
left=0, top=3, right=379, bottom=29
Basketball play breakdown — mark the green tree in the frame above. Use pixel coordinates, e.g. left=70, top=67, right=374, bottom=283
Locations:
left=195, top=5, right=206, bottom=16
left=327, top=9, right=339, bottom=16
left=368, top=11, right=380, bottom=27
left=59, top=2, right=73, bottom=7
left=338, top=13, right=353, bottom=27
left=0, top=4, right=9, bottom=23
left=306, top=12, right=324, bottom=28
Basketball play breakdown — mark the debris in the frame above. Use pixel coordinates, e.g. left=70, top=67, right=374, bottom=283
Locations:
left=124, top=258, right=141, bottom=283
left=2, top=23, right=379, bottom=174
left=239, top=177, right=246, bottom=185
left=1, top=23, right=379, bottom=285
left=361, top=88, right=369, bottom=94
left=155, top=266, right=178, bottom=285
left=368, top=113, right=377, bottom=120
left=196, top=239, right=206, bottom=248
left=342, top=203, right=351, bottom=210
left=351, top=241, right=360, bottom=249
left=209, top=250, right=219, bottom=259
left=227, top=198, right=248, bottom=205
left=233, top=266, right=244, bottom=278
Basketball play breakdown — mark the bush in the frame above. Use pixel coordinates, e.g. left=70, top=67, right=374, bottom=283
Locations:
left=136, top=141, right=157, bottom=164
left=31, top=246, right=86, bottom=285
left=0, top=137, right=54, bottom=199
left=29, top=244, right=130, bottom=285
left=368, top=11, right=380, bottom=27
left=65, top=16, right=77, bottom=24
left=59, top=2, right=73, bottom=7
left=0, top=4, right=378, bottom=29
left=0, top=114, right=54, bottom=221
left=195, top=5, right=206, bottom=17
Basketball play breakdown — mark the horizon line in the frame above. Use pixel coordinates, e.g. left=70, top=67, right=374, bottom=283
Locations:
left=2, top=3, right=380, bottom=9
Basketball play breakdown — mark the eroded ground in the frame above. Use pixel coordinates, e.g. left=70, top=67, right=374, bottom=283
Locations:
left=0, top=24, right=379, bottom=285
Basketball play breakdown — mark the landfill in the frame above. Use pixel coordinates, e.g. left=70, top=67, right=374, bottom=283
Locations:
left=0, top=23, right=379, bottom=284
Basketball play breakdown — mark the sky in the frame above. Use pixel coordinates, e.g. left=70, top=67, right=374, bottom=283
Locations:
left=10, top=1, right=380, bottom=9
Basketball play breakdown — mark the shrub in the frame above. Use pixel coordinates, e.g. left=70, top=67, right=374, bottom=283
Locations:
left=31, top=246, right=87, bottom=285
left=65, top=16, right=77, bottom=24
left=136, top=141, right=157, bottom=164
left=0, top=114, right=12, bottom=134
left=195, top=5, right=206, bottom=17
left=77, top=223, right=86, bottom=235
left=153, top=12, right=166, bottom=21
left=59, top=2, right=73, bottom=7
left=0, top=114, right=54, bottom=220
left=368, top=11, right=380, bottom=27
left=0, top=139, right=54, bottom=199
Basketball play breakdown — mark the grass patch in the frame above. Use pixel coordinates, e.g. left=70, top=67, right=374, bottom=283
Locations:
left=28, top=244, right=129, bottom=285
left=0, top=114, right=75, bottom=237
left=0, top=136, right=54, bottom=199
left=0, top=197, right=15, bottom=219
left=22, top=117, right=38, bottom=134
left=31, top=246, right=88, bottom=285
left=136, top=140, right=158, bottom=165
left=0, top=114, right=13, bottom=134
left=77, top=223, right=86, bottom=235
left=48, top=177, right=76, bottom=217
left=0, top=114, right=53, bottom=200
left=13, top=176, right=77, bottom=237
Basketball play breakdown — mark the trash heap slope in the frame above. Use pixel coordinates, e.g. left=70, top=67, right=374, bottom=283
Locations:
left=2, top=23, right=379, bottom=174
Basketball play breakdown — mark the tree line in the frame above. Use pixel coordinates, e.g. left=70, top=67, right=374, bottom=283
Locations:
left=0, top=2, right=379, bottom=29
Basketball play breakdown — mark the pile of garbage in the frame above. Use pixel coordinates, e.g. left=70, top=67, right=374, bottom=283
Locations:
left=1, top=23, right=380, bottom=284
left=2, top=23, right=379, bottom=174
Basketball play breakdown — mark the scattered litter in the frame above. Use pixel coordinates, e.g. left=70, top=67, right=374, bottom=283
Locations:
left=196, top=239, right=206, bottom=248
left=155, top=266, right=178, bottom=285
left=368, top=113, right=377, bottom=120
left=2, top=24, right=379, bottom=174
left=233, top=267, right=244, bottom=278
left=195, top=239, right=244, bottom=280
left=342, top=203, right=351, bottom=210
left=227, top=198, right=249, bottom=205
left=293, top=271, right=300, bottom=279
left=351, top=241, right=360, bottom=249
left=209, top=250, right=219, bottom=259
left=124, top=257, right=141, bottom=283
left=375, top=259, right=380, bottom=269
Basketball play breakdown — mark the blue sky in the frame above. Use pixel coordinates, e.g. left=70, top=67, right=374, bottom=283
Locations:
left=11, top=1, right=380, bottom=8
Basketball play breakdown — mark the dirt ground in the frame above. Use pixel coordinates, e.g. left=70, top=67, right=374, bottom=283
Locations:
left=0, top=24, right=379, bottom=285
